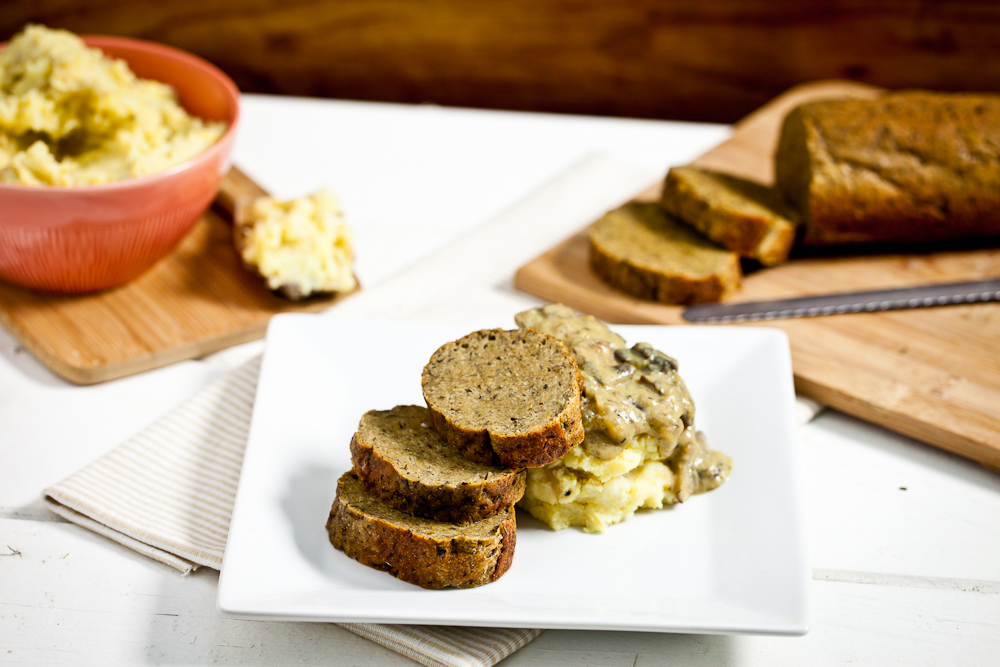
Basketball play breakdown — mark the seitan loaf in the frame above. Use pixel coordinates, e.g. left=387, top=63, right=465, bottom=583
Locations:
left=774, top=90, right=1000, bottom=245
left=350, top=405, right=526, bottom=524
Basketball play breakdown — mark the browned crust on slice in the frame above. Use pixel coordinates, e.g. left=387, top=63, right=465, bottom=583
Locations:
left=589, top=244, right=737, bottom=304
left=350, top=406, right=526, bottom=524
left=588, top=202, right=741, bottom=305
left=590, top=202, right=743, bottom=304
left=326, top=472, right=516, bottom=589
left=661, top=166, right=798, bottom=266
left=492, top=518, right=517, bottom=582
left=421, top=328, right=585, bottom=468
left=425, top=400, right=584, bottom=468
left=424, top=408, right=499, bottom=466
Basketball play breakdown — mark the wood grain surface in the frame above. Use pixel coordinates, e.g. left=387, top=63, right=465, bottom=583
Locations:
left=4, top=1, right=1000, bottom=123
left=0, top=167, right=358, bottom=385
left=514, top=80, right=1000, bottom=472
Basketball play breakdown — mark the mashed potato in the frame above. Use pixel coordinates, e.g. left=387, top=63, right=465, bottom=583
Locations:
left=0, top=24, right=226, bottom=186
left=236, top=189, right=357, bottom=300
left=515, top=304, right=732, bottom=533
left=520, top=431, right=727, bottom=532
left=520, top=435, right=678, bottom=532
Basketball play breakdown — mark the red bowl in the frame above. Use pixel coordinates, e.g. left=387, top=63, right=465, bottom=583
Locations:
left=0, top=36, right=240, bottom=293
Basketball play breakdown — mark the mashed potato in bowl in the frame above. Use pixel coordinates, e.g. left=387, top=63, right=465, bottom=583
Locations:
left=0, top=24, right=227, bottom=186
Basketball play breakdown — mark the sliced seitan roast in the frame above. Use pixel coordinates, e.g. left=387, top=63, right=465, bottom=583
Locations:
left=350, top=405, right=526, bottom=524
left=421, top=328, right=584, bottom=468
left=326, top=470, right=516, bottom=589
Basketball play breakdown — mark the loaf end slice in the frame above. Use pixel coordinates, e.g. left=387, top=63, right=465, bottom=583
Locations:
left=351, top=405, right=526, bottom=523
left=774, top=91, right=1000, bottom=245
left=589, top=202, right=742, bottom=305
left=327, top=471, right=516, bottom=589
left=661, top=166, right=798, bottom=266
left=421, top=328, right=585, bottom=468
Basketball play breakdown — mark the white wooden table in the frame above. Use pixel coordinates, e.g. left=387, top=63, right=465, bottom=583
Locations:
left=2, top=95, right=998, bottom=666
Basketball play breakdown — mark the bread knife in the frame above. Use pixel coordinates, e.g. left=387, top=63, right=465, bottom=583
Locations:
left=682, top=278, right=1000, bottom=323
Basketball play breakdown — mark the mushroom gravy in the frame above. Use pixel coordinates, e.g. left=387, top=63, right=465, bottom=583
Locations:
left=514, top=304, right=732, bottom=531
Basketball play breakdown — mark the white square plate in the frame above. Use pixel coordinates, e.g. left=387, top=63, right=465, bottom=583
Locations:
left=218, top=314, right=810, bottom=635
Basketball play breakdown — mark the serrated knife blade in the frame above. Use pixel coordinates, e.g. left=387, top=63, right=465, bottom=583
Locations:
left=682, top=278, right=1000, bottom=323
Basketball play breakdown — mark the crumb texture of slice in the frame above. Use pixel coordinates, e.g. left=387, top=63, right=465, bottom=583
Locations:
left=588, top=202, right=741, bottom=305
left=661, top=166, right=798, bottom=266
left=351, top=405, right=526, bottom=523
left=326, top=471, right=516, bottom=589
left=421, top=328, right=584, bottom=468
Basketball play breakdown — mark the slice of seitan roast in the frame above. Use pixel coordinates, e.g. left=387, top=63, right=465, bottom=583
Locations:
left=350, top=405, right=526, bottom=523
left=588, top=201, right=742, bottom=305
left=326, top=471, right=516, bottom=589
left=661, top=166, right=799, bottom=266
left=421, top=328, right=584, bottom=468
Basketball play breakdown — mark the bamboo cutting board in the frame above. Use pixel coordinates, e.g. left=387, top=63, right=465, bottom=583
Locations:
left=0, top=167, right=357, bottom=385
left=514, top=81, right=1000, bottom=472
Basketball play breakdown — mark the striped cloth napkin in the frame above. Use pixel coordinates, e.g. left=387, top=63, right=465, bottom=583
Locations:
left=42, top=356, right=543, bottom=667
left=41, top=153, right=667, bottom=667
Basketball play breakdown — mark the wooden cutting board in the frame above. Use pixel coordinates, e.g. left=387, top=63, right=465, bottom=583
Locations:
left=0, top=167, right=358, bottom=385
left=514, top=80, right=1000, bottom=472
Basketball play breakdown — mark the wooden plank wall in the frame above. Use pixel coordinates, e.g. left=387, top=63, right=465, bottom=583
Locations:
left=3, top=1, right=1000, bottom=122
